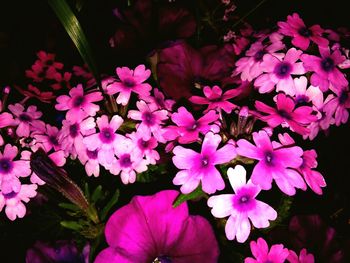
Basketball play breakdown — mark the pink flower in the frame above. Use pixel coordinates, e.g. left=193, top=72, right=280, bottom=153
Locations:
left=278, top=13, right=328, bottom=50
left=323, top=86, right=350, bottom=126
left=254, top=48, right=305, bottom=94
left=208, top=165, right=277, bottom=243
left=244, top=238, right=289, bottom=263
left=237, top=131, right=305, bottom=195
left=164, top=107, right=218, bottom=144
left=8, top=103, right=44, bottom=137
left=95, top=190, right=219, bottom=263
left=0, top=112, right=15, bottom=128
left=78, top=148, right=100, bottom=177
left=0, top=183, right=37, bottom=221
left=83, top=115, right=123, bottom=165
left=33, top=124, right=61, bottom=152
left=127, top=131, right=160, bottom=165
left=128, top=100, right=168, bottom=142
left=288, top=248, right=315, bottom=263
left=189, top=85, right=239, bottom=113
left=293, top=76, right=323, bottom=105
left=143, top=88, right=175, bottom=111
left=108, top=136, right=148, bottom=184
left=55, top=84, right=102, bottom=121
left=51, top=72, right=72, bottom=90
left=255, top=93, right=317, bottom=135
left=301, top=47, right=348, bottom=91
left=172, top=132, right=236, bottom=194
left=106, top=65, right=152, bottom=105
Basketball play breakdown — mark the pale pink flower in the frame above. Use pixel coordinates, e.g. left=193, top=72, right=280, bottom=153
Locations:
left=106, top=65, right=152, bottom=105
left=55, top=84, right=102, bottom=121
left=8, top=103, right=44, bottom=137
left=127, top=130, right=159, bottom=165
left=172, top=132, right=236, bottom=194
left=78, top=148, right=100, bottom=177
left=244, top=238, right=289, bottom=263
left=208, top=165, right=277, bottom=243
left=0, top=183, right=37, bottom=221
left=293, top=76, right=323, bottom=106
left=287, top=248, right=315, bottom=263
left=237, top=131, right=306, bottom=195
left=254, top=48, right=305, bottom=94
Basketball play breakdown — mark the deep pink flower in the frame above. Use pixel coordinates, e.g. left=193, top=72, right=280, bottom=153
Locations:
left=278, top=13, right=328, bottom=50
left=255, top=93, right=317, bottom=135
left=8, top=103, right=44, bottom=137
left=105, top=65, right=152, bottom=105
left=51, top=72, right=72, bottom=90
left=189, top=85, right=239, bottom=113
left=323, top=86, right=350, bottom=126
left=33, top=124, right=61, bottom=152
left=95, top=190, right=219, bottom=263
left=172, top=132, right=236, bottom=194
left=244, top=238, right=289, bottom=263
left=56, top=84, right=102, bottom=121
left=301, top=47, right=348, bottom=91
left=288, top=248, right=315, bottom=263
left=208, top=165, right=277, bottom=243
left=164, top=107, right=218, bottom=144
left=0, top=183, right=37, bottom=221
left=13, top=84, right=56, bottom=104
left=254, top=48, right=305, bottom=94
left=237, top=131, right=305, bottom=195
left=143, top=88, right=175, bottom=111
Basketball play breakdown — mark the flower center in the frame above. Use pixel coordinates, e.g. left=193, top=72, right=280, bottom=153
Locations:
left=321, top=57, right=335, bottom=72
left=239, top=195, right=250, bottom=204
left=0, top=158, right=13, bottom=174
left=123, top=78, right=135, bottom=88
left=295, top=94, right=310, bottom=106
left=254, top=50, right=266, bottom=62
left=152, top=256, right=172, bottom=263
left=3, top=191, right=18, bottom=199
left=142, top=112, right=155, bottom=126
left=99, top=128, right=115, bottom=143
left=69, top=123, right=79, bottom=138
left=339, top=90, right=348, bottom=105
left=138, top=138, right=149, bottom=150
left=24, top=137, right=34, bottom=144
left=120, top=154, right=132, bottom=168
left=274, top=62, right=292, bottom=78
left=72, top=96, right=85, bottom=107
left=86, top=149, right=98, bottom=159
left=187, top=122, right=198, bottom=131
left=201, top=155, right=210, bottom=167
left=19, top=113, right=32, bottom=123
left=278, top=109, right=291, bottom=120
left=265, top=152, right=274, bottom=165
left=298, top=27, right=312, bottom=37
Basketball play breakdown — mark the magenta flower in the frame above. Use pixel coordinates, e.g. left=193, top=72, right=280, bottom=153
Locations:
left=189, top=85, right=239, bottom=113
left=143, top=88, right=175, bottom=111
left=95, top=190, right=219, bottom=263
left=244, top=238, right=289, bottom=263
left=164, top=107, right=218, bottom=144
left=288, top=249, right=315, bottom=263
left=0, top=112, right=15, bottom=128
left=172, top=132, right=236, bottom=194
left=0, top=183, right=37, bottom=221
left=33, top=124, right=61, bottom=152
left=208, top=165, right=277, bottom=243
left=301, top=47, right=348, bottom=91
left=106, top=65, right=152, bottom=105
left=237, top=131, right=305, bottom=195
left=278, top=13, right=328, bottom=51
left=254, top=48, right=305, bottom=94
left=324, top=86, right=350, bottom=126
left=8, top=103, right=44, bottom=137
left=255, top=93, right=317, bottom=135
left=55, top=84, right=102, bottom=121
left=78, top=148, right=100, bottom=177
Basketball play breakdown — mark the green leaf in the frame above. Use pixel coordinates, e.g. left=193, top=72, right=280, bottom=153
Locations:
left=136, top=164, right=166, bottom=183
left=48, top=0, right=100, bottom=85
left=84, top=182, right=90, bottom=201
left=100, top=189, right=120, bottom=221
left=91, top=185, right=103, bottom=203
left=173, top=185, right=205, bottom=208
left=58, top=202, right=80, bottom=211
left=60, top=220, right=83, bottom=231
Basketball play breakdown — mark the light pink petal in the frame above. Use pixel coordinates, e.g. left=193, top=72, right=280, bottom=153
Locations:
left=207, top=194, right=234, bottom=218
left=227, top=165, right=247, bottom=192
left=248, top=200, right=277, bottom=228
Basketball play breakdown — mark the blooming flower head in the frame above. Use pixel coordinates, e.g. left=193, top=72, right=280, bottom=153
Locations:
left=301, top=47, right=348, bottom=92
left=288, top=248, right=315, bottom=263
left=237, top=131, right=306, bottom=195
left=55, top=84, right=103, bottom=121
left=324, top=86, right=350, bottom=126
left=254, top=48, right=305, bottom=94
left=164, top=107, right=219, bottom=144
left=189, top=85, right=239, bottom=113
left=95, top=190, right=219, bottom=263
left=106, top=65, right=152, bottom=105
left=0, top=183, right=37, bottom=221
left=8, top=103, right=44, bottom=137
left=244, top=238, right=289, bottom=263
left=172, top=132, right=236, bottom=194
left=208, top=165, right=277, bottom=243
left=143, top=88, right=175, bottom=111
left=33, top=124, right=61, bottom=152
left=78, top=148, right=101, bottom=177
left=293, top=76, right=323, bottom=106
left=278, top=13, right=329, bottom=51
left=255, top=93, right=317, bottom=135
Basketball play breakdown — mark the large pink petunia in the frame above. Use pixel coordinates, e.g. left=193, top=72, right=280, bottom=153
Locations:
left=172, top=132, right=236, bottom=194
left=94, top=190, right=219, bottom=263
left=208, top=165, right=277, bottom=243
left=244, top=238, right=289, bottom=263
left=236, top=131, right=306, bottom=195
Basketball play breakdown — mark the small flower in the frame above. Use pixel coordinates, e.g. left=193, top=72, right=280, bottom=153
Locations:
left=323, top=86, right=350, bottom=126
left=237, top=131, right=305, bottom=195
left=55, top=84, right=102, bottom=121
left=94, top=190, right=219, bottom=263
left=208, top=165, right=277, bottom=243
left=78, top=148, right=100, bottom=177
left=33, top=124, right=61, bottom=152
left=293, top=76, right=323, bottom=106
left=244, top=238, right=289, bottom=263
left=143, top=88, right=175, bottom=111
left=172, top=132, right=236, bottom=194
left=288, top=248, right=315, bottom=263
left=278, top=13, right=328, bottom=50
left=106, top=65, right=152, bottom=105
